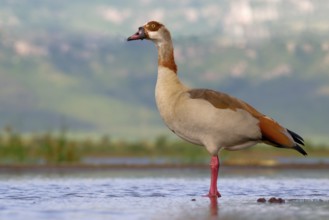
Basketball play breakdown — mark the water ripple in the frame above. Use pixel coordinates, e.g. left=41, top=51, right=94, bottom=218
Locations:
left=0, top=170, right=328, bottom=220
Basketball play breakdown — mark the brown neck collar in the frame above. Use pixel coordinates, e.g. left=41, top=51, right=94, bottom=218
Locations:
left=157, top=42, right=177, bottom=74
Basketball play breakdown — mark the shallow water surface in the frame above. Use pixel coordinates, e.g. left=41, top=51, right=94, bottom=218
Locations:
left=0, top=168, right=328, bottom=220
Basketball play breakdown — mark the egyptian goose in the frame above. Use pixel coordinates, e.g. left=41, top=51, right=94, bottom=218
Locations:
left=127, top=21, right=307, bottom=197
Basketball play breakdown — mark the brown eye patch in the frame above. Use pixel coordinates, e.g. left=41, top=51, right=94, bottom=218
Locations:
left=146, top=21, right=163, bottom=31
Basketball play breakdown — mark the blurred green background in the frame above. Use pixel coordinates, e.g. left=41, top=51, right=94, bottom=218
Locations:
left=0, top=0, right=328, bottom=164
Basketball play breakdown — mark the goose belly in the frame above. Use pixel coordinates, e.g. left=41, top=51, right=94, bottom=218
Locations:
left=167, top=98, right=262, bottom=148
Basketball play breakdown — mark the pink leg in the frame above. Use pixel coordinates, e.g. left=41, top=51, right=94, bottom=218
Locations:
left=207, top=155, right=221, bottom=197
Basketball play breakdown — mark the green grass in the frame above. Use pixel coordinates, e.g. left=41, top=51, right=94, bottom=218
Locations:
left=0, top=126, right=328, bottom=165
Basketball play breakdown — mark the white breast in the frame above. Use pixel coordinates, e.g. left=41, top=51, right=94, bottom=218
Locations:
left=155, top=66, right=187, bottom=127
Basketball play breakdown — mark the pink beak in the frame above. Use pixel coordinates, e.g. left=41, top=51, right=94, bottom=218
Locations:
left=127, top=27, right=147, bottom=41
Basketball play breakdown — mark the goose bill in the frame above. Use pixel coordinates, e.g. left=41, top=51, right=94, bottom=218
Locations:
left=127, top=27, right=146, bottom=41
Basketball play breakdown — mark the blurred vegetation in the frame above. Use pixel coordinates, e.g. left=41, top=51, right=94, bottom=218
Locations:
left=0, top=126, right=328, bottom=165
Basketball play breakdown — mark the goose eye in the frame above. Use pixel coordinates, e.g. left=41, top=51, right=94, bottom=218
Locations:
left=151, top=24, right=155, bottom=29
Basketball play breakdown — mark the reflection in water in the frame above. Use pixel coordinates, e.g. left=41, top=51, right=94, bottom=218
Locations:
left=209, top=196, right=219, bottom=217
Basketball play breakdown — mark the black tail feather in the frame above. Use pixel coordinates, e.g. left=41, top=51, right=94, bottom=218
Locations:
left=286, top=129, right=307, bottom=156
left=287, top=129, right=304, bottom=146
left=294, top=145, right=307, bottom=156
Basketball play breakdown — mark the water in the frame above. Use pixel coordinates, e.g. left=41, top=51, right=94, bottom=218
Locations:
left=0, top=168, right=328, bottom=220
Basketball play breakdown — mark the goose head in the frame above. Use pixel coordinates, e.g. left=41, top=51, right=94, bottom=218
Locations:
left=127, top=21, right=171, bottom=44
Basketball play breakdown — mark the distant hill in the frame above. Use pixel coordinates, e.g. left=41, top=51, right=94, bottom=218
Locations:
left=0, top=0, right=328, bottom=142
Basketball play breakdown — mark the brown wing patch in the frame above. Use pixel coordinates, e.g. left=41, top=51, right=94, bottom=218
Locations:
left=259, top=116, right=294, bottom=147
left=188, top=89, right=241, bottom=109
left=188, top=89, right=262, bottom=117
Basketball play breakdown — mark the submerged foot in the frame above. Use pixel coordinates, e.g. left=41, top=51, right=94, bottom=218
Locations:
left=204, top=191, right=221, bottom=198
